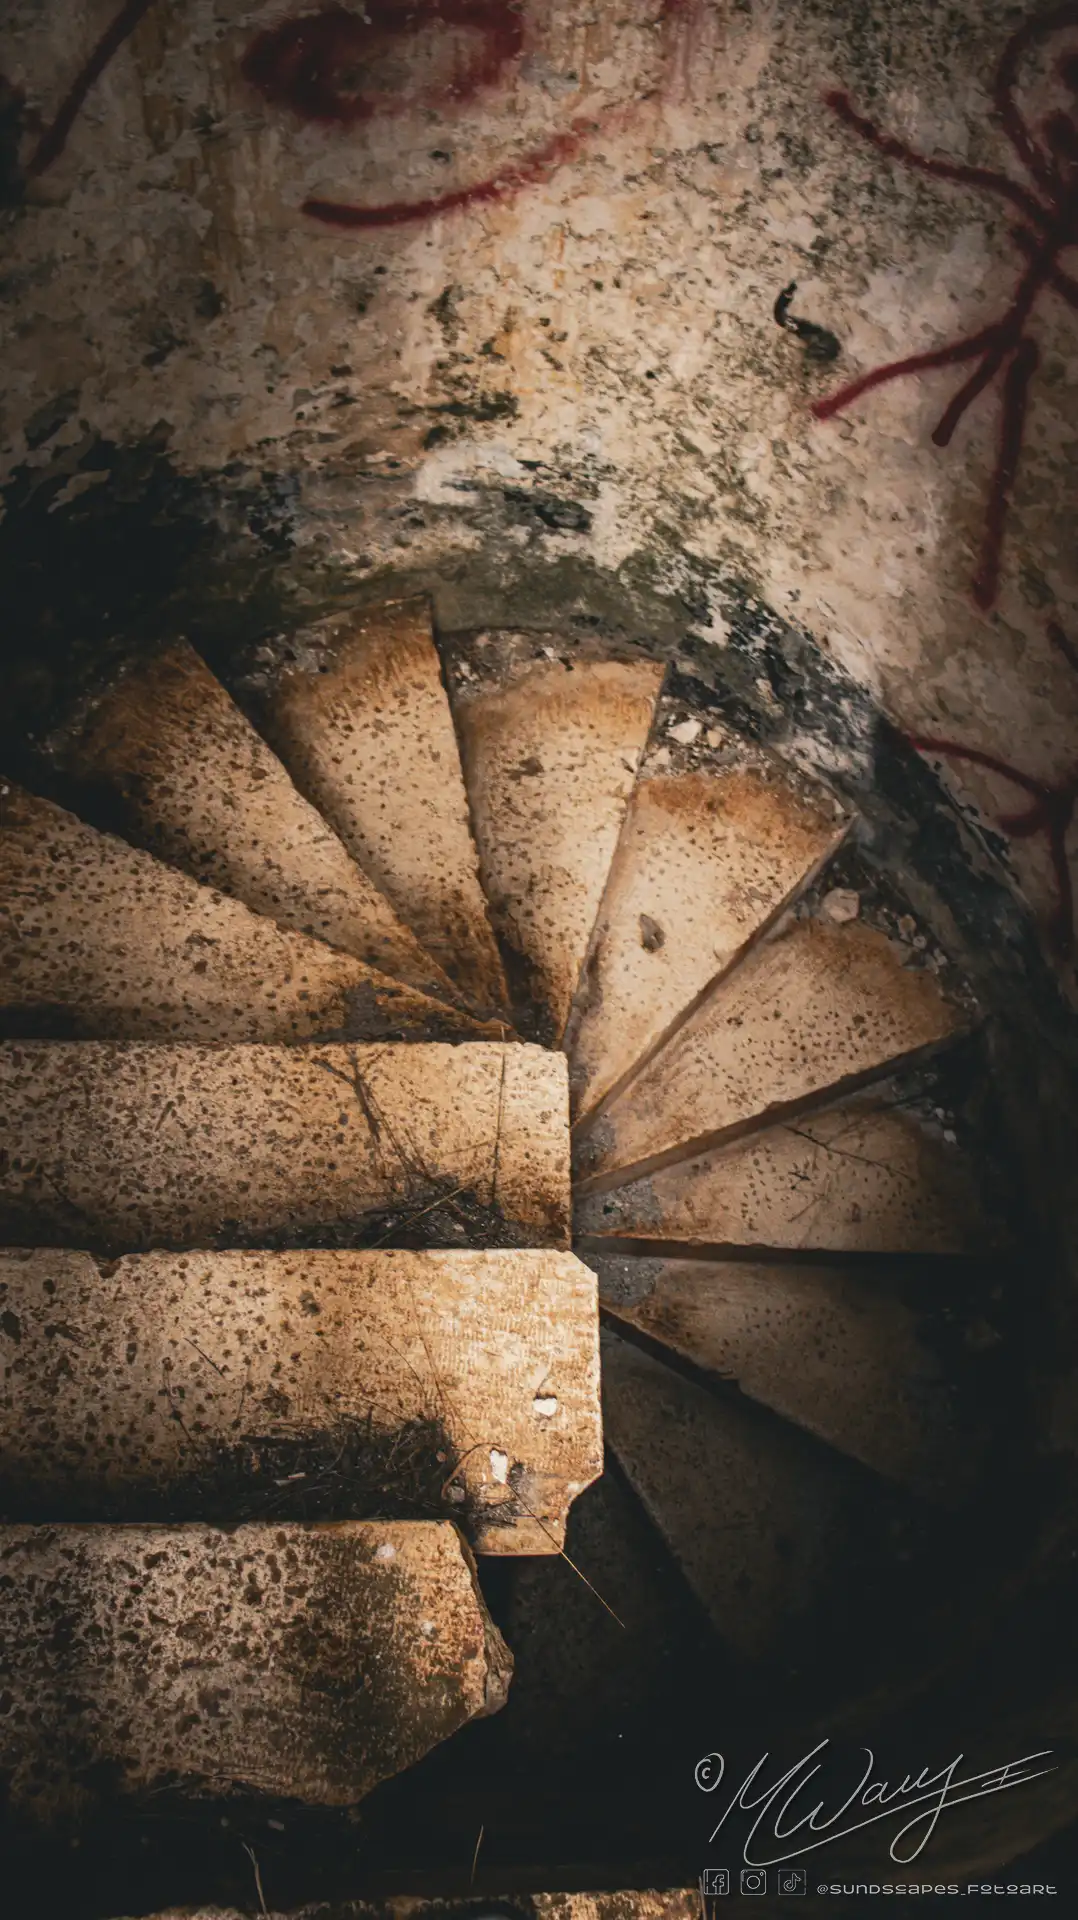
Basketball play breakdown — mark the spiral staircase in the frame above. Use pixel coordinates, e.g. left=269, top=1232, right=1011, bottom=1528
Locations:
left=0, top=599, right=1028, bottom=1902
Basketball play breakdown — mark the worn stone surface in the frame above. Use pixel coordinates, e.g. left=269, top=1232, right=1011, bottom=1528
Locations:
left=567, top=764, right=847, bottom=1120
left=0, top=1041, right=570, bottom=1250
left=0, top=782, right=494, bottom=1044
left=0, top=1247, right=600, bottom=1551
left=266, top=601, right=508, bottom=1014
left=576, top=916, right=964, bottom=1192
left=596, top=1254, right=988, bottom=1501
left=600, top=1329, right=850, bottom=1660
left=60, top=640, right=457, bottom=1003
left=111, top=1897, right=702, bottom=1920
left=0, top=1519, right=511, bottom=1821
left=575, top=1087, right=1007, bottom=1254
left=452, top=646, right=663, bottom=1040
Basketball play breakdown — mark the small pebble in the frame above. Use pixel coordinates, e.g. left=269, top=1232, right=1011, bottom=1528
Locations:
left=374, top=1542, right=397, bottom=1562
left=668, top=717, right=702, bottom=745
left=533, top=1394, right=559, bottom=1417
left=820, top=887, right=860, bottom=924
left=489, top=1448, right=509, bottom=1484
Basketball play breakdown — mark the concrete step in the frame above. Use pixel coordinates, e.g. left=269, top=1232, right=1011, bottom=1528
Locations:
left=0, top=1519, right=511, bottom=1821
left=450, top=639, right=663, bottom=1040
left=600, top=1328, right=853, bottom=1661
left=567, top=761, right=846, bottom=1121
left=594, top=1253, right=990, bottom=1502
left=265, top=601, right=509, bottom=1014
left=576, top=916, right=964, bottom=1194
left=0, top=1247, right=601, bottom=1553
left=576, top=1084, right=1007, bottom=1254
left=60, top=640, right=453, bottom=1002
left=0, top=783, right=501, bottom=1045
left=0, top=1041, right=570, bottom=1251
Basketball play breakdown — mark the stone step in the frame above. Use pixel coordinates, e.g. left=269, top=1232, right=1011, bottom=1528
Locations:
left=60, top=640, right=454, bottom=1003
left=0, top=783, right=501, bottom=1045
left=0, top=1042, right=569, bottom=1251
left=0, top=1519, right=511, bottom=1821
left=450, top=639, right=663, bottom=1040
left=594, top=1253, right=990, bottom=1502
left=0, top=1248, right=601, bottom=1553
left=600, top=1328, right=853, bottom=1661
left=575, top=917, right=964, bottom=1194
left=265, top=601, right=509, bottom=1014
left=575, top=1085, right=1006, bottom=1254
left=567, top=763, right=846, bottom=1121
left=114, top=1895, right=701, bottom=1920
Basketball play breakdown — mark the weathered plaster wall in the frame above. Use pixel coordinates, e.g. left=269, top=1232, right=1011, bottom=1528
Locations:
left=2, top=0, right=1077, bottom=973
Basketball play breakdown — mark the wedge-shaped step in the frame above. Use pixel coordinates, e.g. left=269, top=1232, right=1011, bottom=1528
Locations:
left=0, top=1520, right=510, bottom=1820
left=601, top=1330, right=850, bottom=1660
left=0, top=1248, right=601, bottom=1552
left=0, top=1042, right=569, bottom=1251
left=0, top=784, right=495, bottom=1045
left=576, top=918, right=963, bottom=1193
left=266, top=601, right=508, bottom=1012
left=596, top=1255, right=987, bottom=1501
left=453, top=648, right=663, bottom=1040
left=61, top=640, right=452, bottom=1001
left=576, top=1089, right=1004, bottom=1253
left=568, top=766, right=845, bottom=1120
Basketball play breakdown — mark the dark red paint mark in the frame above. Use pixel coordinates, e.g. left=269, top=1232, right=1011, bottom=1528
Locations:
left=241, top=1, right=522, bottom=128
left=913, top=627, right=1078, bottom=957
left=27, top=0, right=160, bottom=177
left=246, top=0, right=690, bottom=229
left=814, top=6, right=1078, bottom=611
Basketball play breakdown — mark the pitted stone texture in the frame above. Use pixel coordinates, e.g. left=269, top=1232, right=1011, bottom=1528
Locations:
left=600, top=1330, right=849, bottom=1660
left=596, top=1255, right=986, bottom=1502
left=0, top=1042, right=570, bottom=1250
left=575, top=1092, right=1005, bottom=1254
left=576, top=919, right=962, bottom=1192
left=0, top=783, right=493, bottom=1044
left=567, top=767, right=846, bottom=1119
left=0, top=1248, right=601, bottom=1552
left=61, top=642, right=452, bottom=1002
left=454, top=650, right=663, bottom=1040
left=0, top=1520, right=511, bottom=1821
left=267, top=602, right=508, bottom=1015
left=119, top=1894, right=701, bottom=1920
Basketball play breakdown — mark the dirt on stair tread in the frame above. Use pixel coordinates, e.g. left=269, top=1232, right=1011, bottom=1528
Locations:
left=264, top=600, right=509, bottom=1015
left=594, top=1254, right=991, bottom=1502
left=450, top=640, right=663, bottom=1042
left=0, top=1041, right=570, bottom=1252
left=575, top=1082, right=1010, bottom=1254
left=0, top=783, right=500, bottom=1046
left=566, top=760, right=847, bottom=1121
left=0, top=1248, right=601, bottom=1553
left=576, top=915, right=966, bottom=1192
left=0, top=1519, right=510, bottom=1822
left=600, top=1328, right=853, bottom=1661
left=116, top=1894, right=703, bottom=1920
left=55, top=640, right=453, bottom=1003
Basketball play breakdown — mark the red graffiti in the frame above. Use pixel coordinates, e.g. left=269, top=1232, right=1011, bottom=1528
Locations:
left=814, top=6, right=1078, bottom=612
left=27, top=0, right=160, bottom=177
left=241, top=1, right=523, bottom=128
left=244, top=0, right=689, bottom=230
left=912, top=625, right=1078, bottom=956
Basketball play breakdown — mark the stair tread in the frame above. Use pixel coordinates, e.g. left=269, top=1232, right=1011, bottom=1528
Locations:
left=0, top=783, right=500, bottom=1045
left=576, top=1085, right=1006, bottom=1253
left=0, top=1519, right=510, bottom=1818
left=0, top=1041, right=570, bottom=1251
left=568, top=761, right=845, bottom=1120
left=266, top=601, right=508, bottom=1013
left=576, top=916, right=964, bottom=1191
left=452, top=642, right=663, bottom=1040
left=0, top=1247, right=601, bottom=1553
left=600, top=1328, right=852, bottom=1659
left=60, top=640, right=453, bottom=1001
left=595, top=1253, right=989, bottom=1500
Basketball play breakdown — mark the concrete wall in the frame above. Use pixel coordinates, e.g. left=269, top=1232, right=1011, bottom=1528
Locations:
left=2, top=0, right=1077, bottom=977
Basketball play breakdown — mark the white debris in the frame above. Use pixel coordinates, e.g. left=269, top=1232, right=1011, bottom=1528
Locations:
left=374, top=1542, right=397, bottom=1562
left=533, top=1394, right=559, bottom=1417
left=489, top=1448, right=510, bottom=1484
left=668, top=717, right=702, bottom=745
left=820, top=888, right=860, bottom=923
